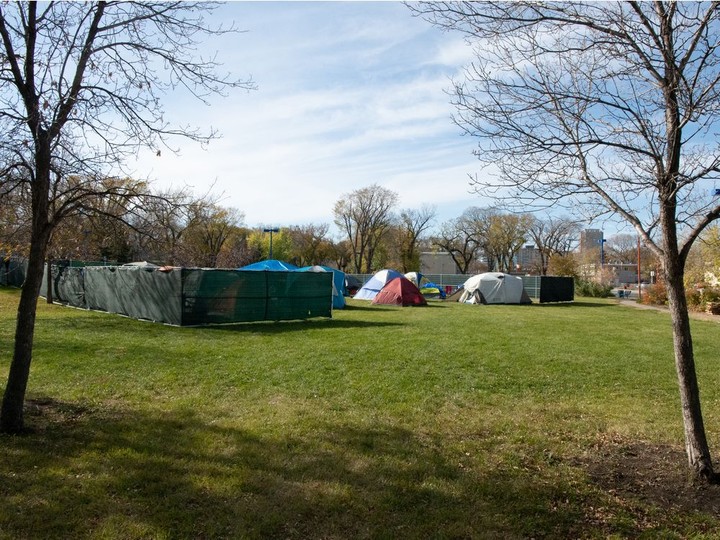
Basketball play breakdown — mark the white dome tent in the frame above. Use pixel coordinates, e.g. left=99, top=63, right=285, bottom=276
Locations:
left=459, top=272, right=531, bottom=305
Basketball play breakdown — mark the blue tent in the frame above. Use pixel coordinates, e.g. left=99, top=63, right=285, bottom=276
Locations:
left=298, top=265, right=346, bottom=309
left=354, top=269, right=404, bottom=300
left=239, top=260, right=298, bottom=271
left=420, top=281, right=446, bottom=299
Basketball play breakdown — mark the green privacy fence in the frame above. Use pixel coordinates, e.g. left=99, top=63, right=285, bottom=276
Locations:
left=180, top=268, right=332, bottom=325
left=0, top=257, right=27, bottom=287
left=39, top=264, right=333, bottom=326
left=520, top=276, right=574, bottom=303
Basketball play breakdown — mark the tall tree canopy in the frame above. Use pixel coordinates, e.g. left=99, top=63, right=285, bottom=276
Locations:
left=287, top=223, right=333, bottom=267
left=433, top=208, right=484, bottom=274
left=333, top=184, right=398, bottom=273
left=528, top=216, right=580, bottom=275
left=0, top=2, right=253, bottom=433
left=476, top=208, right=532, bottom=273
left=398, top=205, right=436, bottom=273
left=413, top=1, right=720, bottom=481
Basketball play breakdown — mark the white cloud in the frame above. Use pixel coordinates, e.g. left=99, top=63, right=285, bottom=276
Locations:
left=431, top=37, right=477, bottom=69
left=128, top=2, right=488, bottom=234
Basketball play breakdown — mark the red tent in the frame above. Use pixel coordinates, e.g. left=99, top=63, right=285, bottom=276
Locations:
left=372, top=277, right=427, bottom=306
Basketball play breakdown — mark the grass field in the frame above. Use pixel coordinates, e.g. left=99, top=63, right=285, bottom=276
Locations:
left=1, top=286, right=720, bottom=539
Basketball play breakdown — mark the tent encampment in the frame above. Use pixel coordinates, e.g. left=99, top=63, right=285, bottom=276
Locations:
left=354, top=269, right=404, bottom=300
left=239, top=260, right=298, bottom=271
left=404, top=271, right=445, bottom=299
left=420, top=282, right=445, bottom=299
left=345, top=274, right=362, bottom=296
left=404, top=271, right=425, bottom=287
left=458, top=272, right=532, bottom=305
left=445, top=286, right=465, bottom=302
left=298, top=265, right=346, bottom=309
left=372, top=276, right=427, bottom=306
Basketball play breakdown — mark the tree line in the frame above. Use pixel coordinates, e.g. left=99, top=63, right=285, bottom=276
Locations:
left=3, top=179, right=586, bottom=275
left=12, top=175, right=720, bottom=282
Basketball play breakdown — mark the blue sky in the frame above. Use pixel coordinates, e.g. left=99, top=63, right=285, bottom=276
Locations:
left=129, top=1, right=489, bottom=234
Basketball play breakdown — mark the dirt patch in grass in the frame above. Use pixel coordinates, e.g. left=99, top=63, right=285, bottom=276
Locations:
left=23, top=396, right=94, bottom=430
left=580, top=433, right=720, bottom=519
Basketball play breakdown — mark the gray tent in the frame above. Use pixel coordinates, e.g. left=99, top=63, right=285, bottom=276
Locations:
left=458, top=272, right=531, bottom=304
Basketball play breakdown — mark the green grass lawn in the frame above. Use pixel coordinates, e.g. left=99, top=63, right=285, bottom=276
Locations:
left=2, top=287, right=720, bottom=539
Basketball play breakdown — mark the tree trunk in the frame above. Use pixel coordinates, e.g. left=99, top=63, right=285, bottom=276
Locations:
left=664, top=245, right=717, bottom=481
left=0, top=232, right=49, bottom=433
left=0, top=135, right=52, bottom=434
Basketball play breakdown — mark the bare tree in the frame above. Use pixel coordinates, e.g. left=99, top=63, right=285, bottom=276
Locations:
left=455, top=206, right=531, bottom=272
left=72, top=176, right=152, bottom=264
left=0, top=177, right=31, bottom=261
left=214, top=228, right=253, bottom=269
left=333, top=184, right=399, bottom=273
left=287, top=223, right=332, bottom=267
left=0, top=2, right=253, bottom=433
left=328, top=238, right=353, bottom=273
left=604, top=234, right=636, bottom=264
left=398, top=205, right=437, bottom=272
left=128, top=188, right=195, bottom=265
left=413, top=2, right=720, bottom=481
left=433, top=209, right=484, bottom=274
left=182, top=204, right=244, bottom=268
left=528, top=216, right=580, bottom=275
left=483, top=211, right=533, bottom=272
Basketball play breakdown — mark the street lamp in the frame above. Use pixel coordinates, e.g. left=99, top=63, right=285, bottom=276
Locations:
left=263, top=227, right=279, bottom=260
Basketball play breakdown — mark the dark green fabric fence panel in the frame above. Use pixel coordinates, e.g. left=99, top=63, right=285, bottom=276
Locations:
left=521, top=276, right=574, bottom=303
left=40, top=265, right=86, bottom=307
left=264, top=271, right=333, bottom=321
left=84, top=266, right=184, bottom=325
left=1, top=257, right=27, bottom=287
left=181, top=269, right=332, bottom=325
left=182, top=269, right=268, bottom=325
left=538, top=276, right=574, bottom=303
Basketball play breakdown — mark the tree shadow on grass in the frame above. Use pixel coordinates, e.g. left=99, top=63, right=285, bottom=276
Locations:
left=419, top=302, right=446, bottom=309
left=528, top=301, right=617, bottom=309
left=37, top=313, right=404, bottom=335
left=3, top=399, right=717, bottom=539
left=198, top=318, right=403, bottom=333
left=340, top=302, right=378, bottom=311
left=342, top=301, right=447, bottom=310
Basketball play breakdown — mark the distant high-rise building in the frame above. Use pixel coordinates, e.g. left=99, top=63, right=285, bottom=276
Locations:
left=580, top=229, right=604, bottom=252
left=516, top=245, right=541, bottom=273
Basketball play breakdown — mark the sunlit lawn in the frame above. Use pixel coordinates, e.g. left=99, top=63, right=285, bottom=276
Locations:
left=1, top=286, right=720, bottom=539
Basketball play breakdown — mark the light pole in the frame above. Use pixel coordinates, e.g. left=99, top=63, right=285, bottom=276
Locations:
left=263, top=227, right=279, bottom=260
